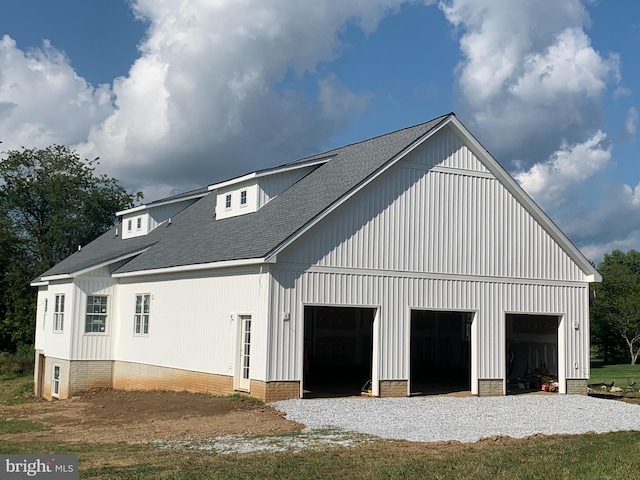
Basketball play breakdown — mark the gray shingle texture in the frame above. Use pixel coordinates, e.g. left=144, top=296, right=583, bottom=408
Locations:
left=37, top=114, right=450, bottom=279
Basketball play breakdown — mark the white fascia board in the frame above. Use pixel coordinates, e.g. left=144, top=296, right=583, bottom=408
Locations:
left=208, top=173, right=257, bottom=191
left=30, top=280, right=50, bottom=287
left=40, top=247, right=152, bottom=282
left=70, top=247, right=153, bottom=277
left=445, top=115, right=602, bottom=282
left=116, top=192, right=209, bottom=216
left=207, top=158, right=331, bottom=191
left=265, top=116, right=452, bottom=261
left=39, top=274, right=72, bottom=282
left=112, top=257, right=274, bottom=278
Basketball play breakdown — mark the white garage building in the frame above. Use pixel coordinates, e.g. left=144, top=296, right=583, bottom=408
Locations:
left=32, top=113, right=600, bottom=402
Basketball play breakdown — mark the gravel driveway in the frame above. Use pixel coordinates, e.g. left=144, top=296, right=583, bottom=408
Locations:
left=272, top=395, right=640, bottom=443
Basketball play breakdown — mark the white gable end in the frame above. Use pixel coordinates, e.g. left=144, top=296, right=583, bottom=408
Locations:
left=278, top=126, right=588, bottom=283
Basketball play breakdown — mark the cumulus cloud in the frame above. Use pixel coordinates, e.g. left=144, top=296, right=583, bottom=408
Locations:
left=438, top=0, right=619, bottom=165
left=620, top=106, right=638, bottom=141
left=75, top=0, right=413, bottom=198
left=0, top=35, right=112, bottom=150
left=2, top=1, right=416, bottom=199
left=515, top=130, right=611, bottom=209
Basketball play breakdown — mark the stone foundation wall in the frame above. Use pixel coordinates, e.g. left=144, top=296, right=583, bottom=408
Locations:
left=251, top=380, right=300, bottom=402
left=566, top=379, right=588, bottom=395
left=379, top=380, right=408, bottom=397
left=113, top=361, right=234, bottom=395
left=478, top=379, right=504, bottom=396
left=69, top=360, right=113, bottom=395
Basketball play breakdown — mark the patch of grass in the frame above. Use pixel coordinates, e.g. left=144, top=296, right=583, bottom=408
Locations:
left=4, top=431, right=640, bottom=479
left=0, top=375, right=35, bottom=405
left=0, top=346, right=35, bottom=380
left=222, top=393, right=264, bottom=405
left=0, top=418, right=47, bottom=434
left=589, top=362, right=640, bottom=388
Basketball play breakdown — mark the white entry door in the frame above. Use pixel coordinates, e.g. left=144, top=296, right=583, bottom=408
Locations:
left=237, top=315, right=252, bottom=391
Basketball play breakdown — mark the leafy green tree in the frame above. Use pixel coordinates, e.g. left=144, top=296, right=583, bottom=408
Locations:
left=0, top=145, right=141, bottom=352
left=592, top=250, right=640, bottom=364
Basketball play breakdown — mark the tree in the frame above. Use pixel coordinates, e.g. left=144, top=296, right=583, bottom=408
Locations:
left=591, top=250, right=640, bottom=364
left=0, top=145, right=141, bottom=352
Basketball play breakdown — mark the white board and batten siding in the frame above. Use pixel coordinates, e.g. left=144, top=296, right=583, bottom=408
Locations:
left=72, top=267, right=118, bottom=360
left=34, top=281, right=75, bottom=359
left=270, top=126, right=591, bottom=394
left=114, top=266, right=270, bottom=381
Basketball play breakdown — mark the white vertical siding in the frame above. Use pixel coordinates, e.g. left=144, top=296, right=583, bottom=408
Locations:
left=268, top=268, right=590, bottom=386
left=258, top=166, right=317, bottom=207
left=278, top=129, right=586, bottom=282
left=114, top=266, right=269, bottom=380
left=408, top=127, right=489, bottom=172
left=34, top=282, right=75, bottom=359
left=72, top=268, right=118, bottom=360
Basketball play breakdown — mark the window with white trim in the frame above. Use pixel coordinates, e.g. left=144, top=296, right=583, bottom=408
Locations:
left=134, top=294, right=151, bottom=336
left=53, top=294, right=65, bottom=332
left=85, top=295, right=108, bottom=333
left=52, top=364, right=60, bottom=398
left=127, top=219, right=132, bottom=232
left=136, top=217, right=142, bottom=230
left=240, top=190, right=247, bottom=206
left=225, top=194, right=232, bottom=209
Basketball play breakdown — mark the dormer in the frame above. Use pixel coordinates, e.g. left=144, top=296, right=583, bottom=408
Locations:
left=215, top=181, right=258, bottom=220
left=117, top=187, right=209, bottom=239
left=209, top=157, right=331, bottom=220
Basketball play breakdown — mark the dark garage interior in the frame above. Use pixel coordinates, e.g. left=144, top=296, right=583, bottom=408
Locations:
left=410, top=310, right=473, bottom=395
left=506, top=314, right=559, bottom=394
left=303, top=306, right=375, bottom=398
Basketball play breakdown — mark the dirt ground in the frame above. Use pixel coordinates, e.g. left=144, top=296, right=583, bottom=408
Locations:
left=0, top=389, right=303, bottom=444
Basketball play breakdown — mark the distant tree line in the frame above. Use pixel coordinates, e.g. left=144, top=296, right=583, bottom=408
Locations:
left=591, top=249, right=640, bottom=365
left=0, top=145, right=140, bottom=353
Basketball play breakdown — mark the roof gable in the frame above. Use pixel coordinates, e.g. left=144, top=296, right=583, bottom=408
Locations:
left=34, top=113, right=600, bottom=283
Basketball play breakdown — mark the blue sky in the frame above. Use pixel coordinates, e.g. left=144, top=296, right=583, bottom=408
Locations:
left=0, top=0, right=639, bottom=262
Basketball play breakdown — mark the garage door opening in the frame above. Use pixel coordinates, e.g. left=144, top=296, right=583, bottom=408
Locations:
left=410, top=310, right=473, bottom=395
left=506, top=314, right=559, bottom=395
left=303, top=306, right=375, bottom=398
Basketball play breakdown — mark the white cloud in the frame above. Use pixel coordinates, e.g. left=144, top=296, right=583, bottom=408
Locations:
left=620, top=106, right=638, bottom=140
left=75, top=0, right=416, bottom=198
left=438, top=0, right=618, bottom=164
left=515, top=130, right=611, bottom=209
left=2, top=1, right=415, bottom=199
left=0, top=35, right=112, bottom=151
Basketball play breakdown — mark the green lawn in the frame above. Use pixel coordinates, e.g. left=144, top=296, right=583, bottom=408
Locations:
left=589, top=362, right=640, bottom=387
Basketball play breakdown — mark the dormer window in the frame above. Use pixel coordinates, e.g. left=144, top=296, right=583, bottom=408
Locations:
left=127, top=219, right=132, bottom=232
left=240, top=190, right=247, bottom=206
left=136, top=218, right=142, bottom=230
left=225, top=194, right=232, bottom=209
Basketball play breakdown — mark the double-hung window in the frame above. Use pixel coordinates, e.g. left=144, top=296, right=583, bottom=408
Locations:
left=134, top=294, right=151, bottom=335
left=136, top=217, right=142, bottom=230
left=53, top=294, right=65, bottom=332
left=240, top=190, right=247, bottom=206
left=85, top=295, right=108, bottom=333
left=225, top=194, right=232, bottom=209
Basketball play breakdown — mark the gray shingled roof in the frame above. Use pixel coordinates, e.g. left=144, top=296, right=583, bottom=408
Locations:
left=37, top=114, right=450, bottom=280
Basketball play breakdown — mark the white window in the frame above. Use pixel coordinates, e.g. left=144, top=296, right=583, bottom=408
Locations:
left=53, top=294, right=65, bottom=332
left=85, top=295, right=108, bottom=333
left=134, top=294, right=151, bottom=336
left=240, top=190, right=247, bottom=206
left=52, top=364, right=60, bottom=398
left=136, top=217, right=142, bottom=230
left=127, top=219, right=132, bottom=232
left=225, top=194, right=232, bottom=209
